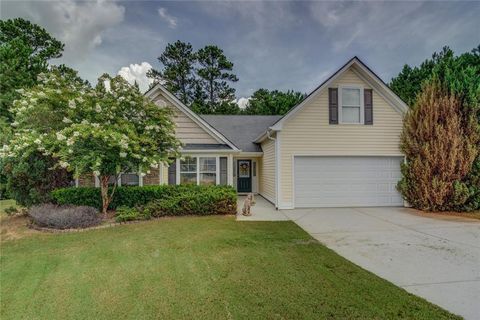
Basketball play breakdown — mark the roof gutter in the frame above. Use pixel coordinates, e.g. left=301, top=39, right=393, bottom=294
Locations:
left=254, top=126, right=279, bottom=143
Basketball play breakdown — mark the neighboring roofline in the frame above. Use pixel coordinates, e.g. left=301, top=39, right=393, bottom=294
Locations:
left=145, top=83, right=240, bottom=151
left=255, top=56, right=408, bottom=140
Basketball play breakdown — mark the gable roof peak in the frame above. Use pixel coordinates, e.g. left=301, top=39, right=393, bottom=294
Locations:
left=265, top=56, right=408, bottom=133
left=144, top=83, right=240, bottom=151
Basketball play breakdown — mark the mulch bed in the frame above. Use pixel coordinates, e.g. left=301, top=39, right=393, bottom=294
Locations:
left=406, top=207, right=480, bottom=221
left=28, top=212, right=237, bottom=234
left=28, top=219, right=145, bottom=233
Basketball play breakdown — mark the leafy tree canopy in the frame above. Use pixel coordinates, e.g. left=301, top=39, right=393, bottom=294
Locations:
left=0, top=18, right=64, bottom=122
left=2, top=68, right=180, bottom=214
left=0, top=18, right=63, bottom=61
left=390, top=45, right=480, bottom=109
left=242, top=89, right=305, bottom=115
left=398, top=79, right=479, bottom=211
left=394, top=45, right=480, bottom=211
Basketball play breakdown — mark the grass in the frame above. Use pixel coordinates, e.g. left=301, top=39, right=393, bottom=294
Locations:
left=1, top=216, right=459, bottom=319
left=0, top=199, right=17, bottom=215
left=1, top=199, right=36, bottom=242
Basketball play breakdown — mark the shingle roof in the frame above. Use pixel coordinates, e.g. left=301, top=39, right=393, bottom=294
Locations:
left=200, top=115, right=282, bottom=152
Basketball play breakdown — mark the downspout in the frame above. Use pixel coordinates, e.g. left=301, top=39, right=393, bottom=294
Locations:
left=266, top=129, right=279, bottom=210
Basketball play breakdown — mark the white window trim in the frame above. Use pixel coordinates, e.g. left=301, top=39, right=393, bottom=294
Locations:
left=199, top=157, right=218, bottom=186
left=338, top=84, right=364, bottom=125
left=178, top=157, right=198, bottom=185
left=177, top=155, right=221, bottom=186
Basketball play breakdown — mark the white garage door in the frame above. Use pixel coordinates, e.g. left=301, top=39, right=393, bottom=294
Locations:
left=294, top=156, right=403, bottom=208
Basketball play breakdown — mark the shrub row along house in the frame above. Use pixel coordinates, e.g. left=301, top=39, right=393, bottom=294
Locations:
left=77, top=57, right=408, bottom=210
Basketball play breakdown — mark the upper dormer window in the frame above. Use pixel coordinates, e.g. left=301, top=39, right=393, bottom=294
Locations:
left=339, top=86, right=364, bottom=124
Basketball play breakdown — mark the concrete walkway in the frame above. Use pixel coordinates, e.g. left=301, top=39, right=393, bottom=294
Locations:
left=283, top=207, right=480, bottom=320
left=236, top=196, right=289, bottom=221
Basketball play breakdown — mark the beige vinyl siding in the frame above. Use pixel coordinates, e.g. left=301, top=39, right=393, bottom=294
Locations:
left=279, top=68, right=404, bottom=206
left=172, top=108, right=220, bottom=144
left=152, top=94, right=220, bottom=145
left=161, top=164, right=169, bottom=185
left=259, top=137, right=276, bottom=203
left=159, top=162, right=179, bottom=185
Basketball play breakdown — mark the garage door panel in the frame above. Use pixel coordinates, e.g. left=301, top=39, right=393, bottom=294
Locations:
left=294, top=156, right=403, bottom=207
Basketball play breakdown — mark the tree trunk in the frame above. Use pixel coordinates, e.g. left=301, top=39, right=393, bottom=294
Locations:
left=100, top=175, right=119, bottom=218
left=209, top=79, right=214, bottom=108
left=100, top=176, right=110, bottom=218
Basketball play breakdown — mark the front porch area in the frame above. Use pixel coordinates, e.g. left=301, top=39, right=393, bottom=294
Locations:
left=236, top=195, right=289, bottom=221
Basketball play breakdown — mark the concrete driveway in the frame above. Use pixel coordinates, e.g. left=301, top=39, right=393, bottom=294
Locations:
left=283, top=207, right=480, bottom=320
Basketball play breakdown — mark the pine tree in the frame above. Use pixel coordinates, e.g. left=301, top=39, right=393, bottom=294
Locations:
left=147, top=40, right=196, bottom=104
left=195, top=45, right=238, bottom=113
left=0, top=18, right=64, bottom=122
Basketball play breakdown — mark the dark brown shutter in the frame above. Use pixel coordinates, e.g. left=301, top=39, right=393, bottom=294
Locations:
left=168, top=159, right=176, bottom=185
left=219, top=157, right=227, bottom=185
left=364, top=89, right=373, bottom=125
left=328, top=88, right=338, bottom=124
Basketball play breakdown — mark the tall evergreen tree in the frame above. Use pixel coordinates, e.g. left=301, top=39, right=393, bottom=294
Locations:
left=0, top=18, right=64, bottom=122
left=389, top=45, right=480, bottom=108
left=392, top=45, right=480, bottom=211
left=397, top=79, right=479, bottom=211
left=147, top=40, right=196, bottom=104
left=195, top=45, right=238, bottom=113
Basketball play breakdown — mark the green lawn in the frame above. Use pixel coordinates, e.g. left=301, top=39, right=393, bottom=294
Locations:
left=0, top=199, right=17, bottom=215
left=1, top=216, right=459, bottom=319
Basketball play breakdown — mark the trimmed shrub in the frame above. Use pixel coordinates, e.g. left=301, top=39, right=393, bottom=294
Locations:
left=29, top=204, right=101, bottom=229
left=2, top=152, right=73, bottom=206
left=51, top=185, right=237, bottom=211
left=141, top=186, right=236, bottom=217
left=115, top=206, right=151, bottom=223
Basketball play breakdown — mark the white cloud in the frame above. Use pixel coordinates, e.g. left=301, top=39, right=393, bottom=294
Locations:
left=117, top=62, right=153, bottom=92
left=3, top=0, right=125, bottom=61
left=158, top=7, right=177, bottom=29
left=235, top=97, right=250, bottom=109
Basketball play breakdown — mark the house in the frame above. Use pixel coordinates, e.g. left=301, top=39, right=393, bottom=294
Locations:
left=78, top=57, right=408, bottom=209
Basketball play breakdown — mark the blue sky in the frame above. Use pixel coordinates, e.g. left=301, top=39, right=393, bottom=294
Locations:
left=3, top=0, right=480, bottom=103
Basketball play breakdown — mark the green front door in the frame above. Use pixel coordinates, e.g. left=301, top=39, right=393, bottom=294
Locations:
left=237, top=160, right=252, bottom=193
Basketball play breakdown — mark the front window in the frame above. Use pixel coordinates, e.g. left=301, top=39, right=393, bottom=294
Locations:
left=179, top=156, right=220, bottom=185
left=180, top=157, right=197, bottom=184
left=108, top=175, right=118, bottom=186
left=341, top=87, right=362, bottom=124
left=199, top=157, right=216, bottom=185
left=121, top=172, right=139, bottom=186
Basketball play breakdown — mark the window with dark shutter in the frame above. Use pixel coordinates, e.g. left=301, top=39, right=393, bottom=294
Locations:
left=168, top=159, right=176, bottom=185
left=364, top=89, right=373, bottom=125
left=121, top=172, right=139, bottom=186
left=329, top=88, right=338, bottom=124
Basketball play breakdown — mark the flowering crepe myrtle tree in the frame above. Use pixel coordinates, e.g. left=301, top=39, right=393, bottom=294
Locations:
left=2, top=69, right=181, bottom=216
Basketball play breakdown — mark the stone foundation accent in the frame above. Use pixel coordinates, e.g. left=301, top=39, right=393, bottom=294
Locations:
left=78, top=173, right=95, bottom=187
left=143, top=167, right=160, bottom=185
